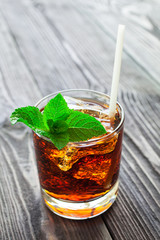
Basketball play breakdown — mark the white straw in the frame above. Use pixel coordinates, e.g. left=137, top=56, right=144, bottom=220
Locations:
left=109, top=24, right=125, bottom=118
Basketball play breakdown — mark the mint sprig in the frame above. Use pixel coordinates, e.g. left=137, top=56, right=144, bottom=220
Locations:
left=10, top=93, right=107, bottom=150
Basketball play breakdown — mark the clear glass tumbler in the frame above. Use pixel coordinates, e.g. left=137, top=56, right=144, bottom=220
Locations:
left=33, top=89, right=124, bottom=219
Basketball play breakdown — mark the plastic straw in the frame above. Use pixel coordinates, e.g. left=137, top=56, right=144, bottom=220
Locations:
left=109, top=25, right=125, bottom=118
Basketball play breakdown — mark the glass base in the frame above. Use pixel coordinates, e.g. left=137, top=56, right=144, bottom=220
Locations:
left=42, top=180, right=119, bottom=220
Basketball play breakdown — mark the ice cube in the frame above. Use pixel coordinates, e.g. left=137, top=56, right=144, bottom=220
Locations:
left=48, top=134, right=118, bottom=171
left=73, top=156, right=112, bottom=185
left=48, top=145, right=79, bottom=171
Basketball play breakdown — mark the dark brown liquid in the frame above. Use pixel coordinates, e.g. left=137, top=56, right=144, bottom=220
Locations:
left=33, top=99, right=123, bottom=201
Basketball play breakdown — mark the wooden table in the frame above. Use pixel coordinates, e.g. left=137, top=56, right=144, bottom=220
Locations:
left=0, top=0, right=160, bottom=239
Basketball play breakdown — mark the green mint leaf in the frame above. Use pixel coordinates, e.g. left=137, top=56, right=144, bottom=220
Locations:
left=49, top=132, right=69, bottom=150
left=43, top=93, right=70, bottom=127
left=10, top=106, right=46, bottom=131
left=47, top=119, right=68, bottom=133
left=66, top=110, right=107, bottom=142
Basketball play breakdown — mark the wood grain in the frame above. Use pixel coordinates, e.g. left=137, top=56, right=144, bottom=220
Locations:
left=0, top=0, right=159, bottom=239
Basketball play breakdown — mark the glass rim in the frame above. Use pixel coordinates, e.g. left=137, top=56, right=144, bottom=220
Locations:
left=35, top=89, right=124, bottom=145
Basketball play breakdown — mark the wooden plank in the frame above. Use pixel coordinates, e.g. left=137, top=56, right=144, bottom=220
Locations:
left=0, top=0, right=160, bottom=239
left=32, top=0, right=160, bottom=94
left=0, top=12, right=42, bottom=108
left=0, top=0, right=89, bottom=97
left=74, top=0, right=160, bottom=87
left=0, top=132, right=38, bottom=240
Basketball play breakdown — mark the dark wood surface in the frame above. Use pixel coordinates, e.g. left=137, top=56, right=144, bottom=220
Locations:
left=0, top=0, right=160, bottom=239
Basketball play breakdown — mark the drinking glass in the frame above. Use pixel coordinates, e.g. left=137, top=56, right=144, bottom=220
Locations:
left=33, top=89, right=124, bottom=219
